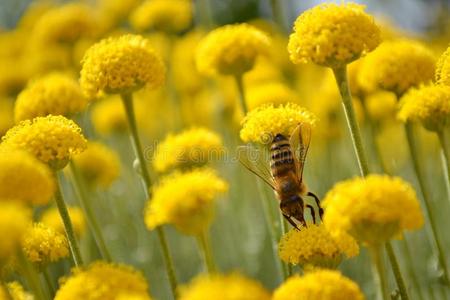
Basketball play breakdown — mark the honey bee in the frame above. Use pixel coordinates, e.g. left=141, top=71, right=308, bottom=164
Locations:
left=238, top=123, right=322, bottom=229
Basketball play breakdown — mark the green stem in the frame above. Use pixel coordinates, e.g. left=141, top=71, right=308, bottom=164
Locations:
left=196, top=230, right=217, bottom=274
left=234, top=74, right=248, bottom=116
left=17, top=251, right=47, bottom=300
left=42, top=268, right=55, bottom=299
left=270, top=0, right=286, bottom=31
left=332, top=65, right=370, bottom=176
left=54, top=175, right=83, bottom=267
left=385, top=242, right=409, bottom=300
left=401, top=239, right=425, bottom=300
left=279, top=215, right=292, bottom=277
left=437, top=130, right=450, bottom=190
left=405, top=123, right=449, bottom=284
left=69, top=162, right=112, bottom=262
left=371, top=245, right=390, bottom=300
left=121, top=92, right=178, bottom=298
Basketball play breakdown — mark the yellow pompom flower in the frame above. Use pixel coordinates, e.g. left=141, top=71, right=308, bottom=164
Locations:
left=1, top=115, right=87, bottom=170
left=80, top=34, right=166, bottom=98
left=240, top=103, right=317, bottom=144
left=323, top=175, right=423, bottom=246
left=0, top=202, right=31, bottom=265
left=54, top=262, right=151, bottom=300
left=436, top=45, right=450, bottom=86
left=153, top=127, right=224, bottom=173
left=365, top=90, right=397, bottom=122
left=145, top=168, right=228, bottom=235
left=130, top=0, right=192, bottom=33
left=358, top=39, right=436, bottom=96
left=179, top=273, right=270, bottom=300
left=273, top=270, right=364, bottom=300
left=279, top=224, right=359, bottom=270
left=196, top=23, right=270, bottom=76
left=22, top=222, right=69, bottom=268
left=398, top=84, right=450, bottom=132
left=288, top=3, right=380, bottom=68
left=73, top=141, right=121, bottom=188
left=0, top=282, right=33, bottom=300
left=0, top=98, right=13, bottom=136
left=14, top=72, right=88, bottom=122
left=246, top=82, right=299, bottom=110
left=0, top=149, right=55, bottom=205
left=41, top=206, right=86, bottom=237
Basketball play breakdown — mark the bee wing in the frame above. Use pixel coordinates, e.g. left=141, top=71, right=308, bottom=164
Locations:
left=289, top=122, right=311, bottom=183
left=237, top=145, right=276, bottom=190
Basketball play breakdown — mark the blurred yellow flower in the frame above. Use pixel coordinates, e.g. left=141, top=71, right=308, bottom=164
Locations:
left=246, top=82, right=299, bottom=110
left=398, top=84, right=450, bottom=132
left=196, top=24, right=270, bottom=76
left=365, top=90, right=398, bottom=122
left=272, top=270, right=364, bottom=300
left=323, top=175, right=423, bottom=246
left=54, top=262, right=151, bottom=300
left=145, top=168, right=228, bottom=235
left=0, top=281, right=33, bottom=300
left=130, top=0, right=193, bottom=33
left=91, top=96, right=128, bottom=135
left=179, top=273, right=270, bottom=300
left=0, top=98, right=13, bottom=136
left=436, top=45, right=450, bottom=86
left=14, top=72, right=87, bottom=122
left=41, top=206, right=86, bottom=237
left=240, top=103, right=317, bottom=144
left=22, top=222, right=68, bottom=267
left=288, top=3, right=380, bottom=68
left=1, top=115, right=87, bottom=170
left=80, top=34, right=166, bottom=98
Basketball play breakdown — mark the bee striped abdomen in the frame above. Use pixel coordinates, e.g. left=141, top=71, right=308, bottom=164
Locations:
left=270, top=134, right=296, bottom=177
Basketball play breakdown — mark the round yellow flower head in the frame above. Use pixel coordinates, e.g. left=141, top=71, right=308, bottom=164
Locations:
left=358, top=39, right=436, bottom=96
left=398, top=84, right=450, bottom=132
left=22, top=222, right=69, bottom=268
left=0, top=202, right=31, bottom=265
left=240, top=103, right=318, bottom=144
left=73, top=141, right=121, bottom=188
left=145, top=168, right=228, bottom=235
left=14, top=72, right=88, bottom=122
left=246, top=82, right=299, bottom=110
left=1, top=115, right=87, bottom=170
left=196, top=23, right=270, bottom=76
left=179, top=273, right=270, bottom=300
left=323, top=175, right=424, bottom=246
left=80, top=34, right=166, bottom=98
left=130, top=0, right=193, bottom=33
left=153, top=127, right=224, bottom=173
left=288, top=3, right=380, bottom=68
left=278, top=224, right=359, bottom=270
left=54, top=261, right=151, bottom=300
left=41, top=206, right=86, bottom=237
left=0, top=149, right=55, bottom=205
left=436, top=45, right=450, bottom=86
left=0, top=98, right=13, bottom=136
left=1, top=282, right=33, bottom=300
left=273, top=270, right=364, bottom=300
left=365, top=90, right=397, bottom=122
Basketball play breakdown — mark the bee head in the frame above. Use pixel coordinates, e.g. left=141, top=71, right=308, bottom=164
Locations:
left=273, top=134, right=286, bottom=142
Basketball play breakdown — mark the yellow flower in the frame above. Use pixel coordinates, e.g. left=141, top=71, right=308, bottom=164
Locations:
left=365, top=90, right=398, bottom=122
left=196, top=23, right=270, bottom=76
left=1, top=115, right=87, bottom=170
left=153, top=127, right=224, bottom=173
left=41, top=206, right=86, bottom=237
left=80, top=34, right=166, bottom=98
left=273, top=270, right=364, bottom=300
left=246, top=82, right=299, bottom=110
left=323, top=175, right=423, bottom=246
left=22, top=222, right=69, bottom=267
left=73, top=141, right=121, bottom=188
left=398, top=84, right=450, bottom=132
left=278, top=224, right=358, bottom=269
left=1, top=282, right=33, bottom=300
left=130, top=0, right=192, bottom=33
left=0, top=149, right=55, bottom=205
left=288, top=3, right=380, bottom=68
left=14, top=72, right=88, bottom=122
left=145, top=168, right=228, bottom=235
left=0, top=202, right=31, bottom=265
left=0, top=98, right=13, bottom=136
left=240, top=103, right=317, bottom=144
left=179, top=273, right=270, bottom=300
left=436, top=45, right=450, bottom=86
left=358, top=39, right=436, bottom=95
left=54, top=261, right=151, bottom=300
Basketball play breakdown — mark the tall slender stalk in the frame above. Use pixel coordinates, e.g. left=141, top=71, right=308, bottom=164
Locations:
left=386, top=242, right=409, bottom=300
left=279, top=217, right=293, bottom=277
left=370, top=246, right=390, bottom=300
left=69, top=162, right=112, bottom=262
left=197, top=230, right=217, bottom=274
left=17, top=251, right=47, bottom=300
left=42, top=268, right=55, bottom=299
left=234, top=74, right=248, bottom=115
left=401, top=239, right=425, bottom=300
left=437, top=130, right=450, bottom=188
left=270, top=0, right=286, bottom=31
left=121, top=93, right=178, bottom=298
left=54, top=175, right=83, bottom=267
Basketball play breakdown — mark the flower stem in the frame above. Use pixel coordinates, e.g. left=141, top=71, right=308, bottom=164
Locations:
left=401, top=238, right=425, bottom=300
left=197, top=230, right=217, bottom=274
left=279, top=214, right=292, bottom=277
left=42, top=268, right=55, bottom=299
left=234, top=74, right=248, bottom=115
left=270, top=0, right=286, bottom=31
left=405, top=123, right=449, bottom=284
left=54, top=174, right=84, bottom=267
left=17, top=250, right=47, bottom=300
left=437, top=130, right=450, bottom=189
left=385, top=242, right=409, bottom=300
left=370, top=245, right=390, bottom=300
left=69, top=162, right=112, bottom=262
left=121, top=92, right=178, bottom=298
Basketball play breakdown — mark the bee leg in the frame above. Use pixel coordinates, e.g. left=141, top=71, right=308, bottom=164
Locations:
left=307, top=191, right=324, bottom=221
left=282, top=214, right=300, bottom=230
left=306, top=204, right=316, bottom=224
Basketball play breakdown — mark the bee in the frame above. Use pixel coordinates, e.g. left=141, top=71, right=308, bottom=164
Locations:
left=238, top=123, right=323, bottom=229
